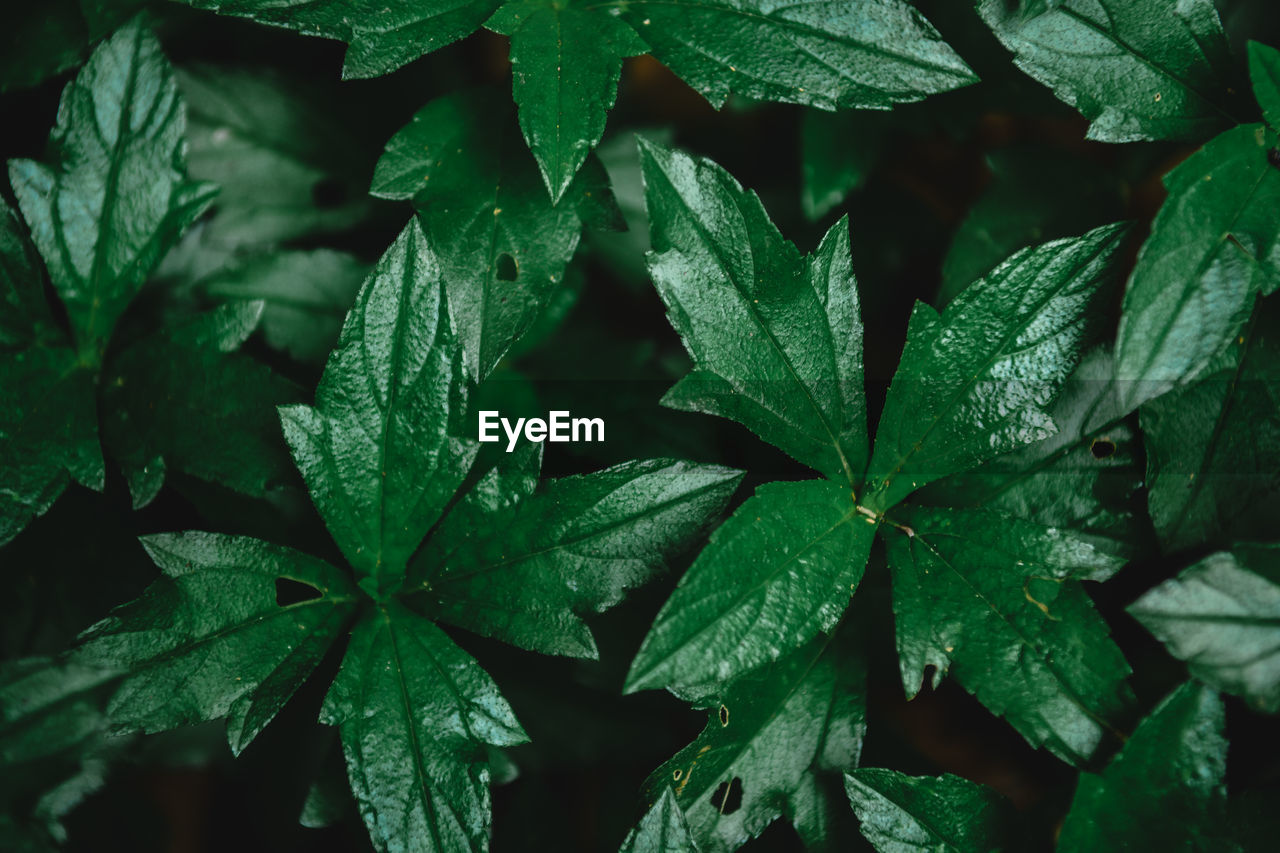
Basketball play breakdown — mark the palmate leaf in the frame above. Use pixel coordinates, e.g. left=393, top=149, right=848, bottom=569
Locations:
left=7, top=18, right=217, bottom=362
left=372, top=89, right=619, bottom=381
left=1130, top=543, right=1280, bottom=713
left=863, top=223, right=1127, bottom=512
left=320, top=602, right=527, bottom=853
left=640, top=139, right=868, bottom=487
left=73, top=532, right=359, bottom=756
left=1058, top=682, right=1229, bottom=851
left=642, top=632, right=865, bottom=852
left=279, top=220, right=478, bottom=593
left=883, top=505, right=1132, bottom=765
left=844, top=769, right=1015, bottom=853
left=977, top=0, right=1237, bottom=143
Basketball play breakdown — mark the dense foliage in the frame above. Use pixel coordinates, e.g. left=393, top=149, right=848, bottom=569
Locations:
left=2, top=1, right=1278, bottom=851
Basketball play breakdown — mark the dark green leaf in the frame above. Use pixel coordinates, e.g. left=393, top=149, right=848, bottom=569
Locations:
left=372, top=89, right=617, bottom=380
left=1249, top=40, right=1280, bottom=131
left=1058, top=682, right=1228, bottom=851
left=176, top=0, right=502, bottom=78
left=800, top=109, right=889, bottom=222
left=1130, top=543, right=1280, bottom=713
left=178, top=64, right=376, bottom=248
left=789, top=771, right=864, bottom=852
left=0, top=0, right=144, bottom=93
left=1140, top=301, right=1280, bottom=551
left=844, top=769, right=1014, bottom=853
left=1115, top=123, right=1280, bottom=411
left=487, top=0, right=646, bottom=202
left=7, top=20, right=217, bottom=362
left=198, top=250, right=369, bottom=365
left=918, top=348, right=1144, bottom=559
left=641, top=139, right=868, bottom=486
left=977, top=0, right=1236, bottom=142
left=413, top=457, right=741, bottom=659
left=74, top=531, right=358, bottom=755
left=864, top=224, right=1126, bottom=512
left=619, top=787, right=697, bottom=853
left=626, top=479, right=874, bottom=695
left=643, top=633, right=865, bottom=851
left=0, top=196, right=56, bottom=349
left=883, top=505, right=1132, bottom=764
left=619, top=0, right=976, bottom=110
left=101, top=302, right=304, bottom=507
left=321, top=602, right=527, bottom=853
left=279, top=221, right=478, bottom=592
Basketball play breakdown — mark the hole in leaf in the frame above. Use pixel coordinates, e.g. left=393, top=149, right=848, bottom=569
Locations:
left=718, top=704, right=729, bottom=727
left=710, top=777, right=742, bottom=815
left=672, top=768, right=682, bottom=781
left=275, top=578, right=322, bottom=606
left=496, top=253, right=518, bottom=281
left=1090, top=438, right=1116, bottom=459
left=311, top=177, right=348, bottom=208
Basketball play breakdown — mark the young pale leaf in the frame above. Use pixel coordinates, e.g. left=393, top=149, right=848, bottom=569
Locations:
left=1114, top=123, right=1280, bottom=411
left=1058, top=683, right=1228, bottom=852
left=6, top=19, right=216, bottom=362
left=619, top=0, right=976, bottom=110
left=977, top=0, right=1236, bottom=143
left=626, top=480, right=874, bottom=695
left=643, top=633, right=865, bottom=851
left=844, top=769, right=1014, bottom=853
left=321, top=603, right=527, bottom=853
left=884, top=505, right=1132, bottom=765
left=413, top=458, right=742, bottom=659
left=919, top=348, right=1143, bottom=559
left=280, top=221, right=478, bottom=592
left=101, top=303, right=304, bottom=508
left=641, top=139, right=867, bottom=486
left=1140, top=302, right=1280, bottom=551
left=1250, top=41, right=1280, bottom=131
left=487, top=0, right=646, bottom=202
left=372, top=89, right=617, bottom=381
left=1130, top=543, right=1280, bottom=713
left=73, top=532, right=358, bottom=756
left=864, top=224, right=1126, bottom=512
left=176, top=0, right=502, bottom=79
left=619, top=787, right=697, bottom=853
left=178, top=65, right=376, bottom=247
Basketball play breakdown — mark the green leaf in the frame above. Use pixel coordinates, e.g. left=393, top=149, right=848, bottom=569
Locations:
left=0, top=196, right=56, bottom=349
left=1058, top=683, right=1228, bottom=852
left=198, top=250, right=369, bottom=365
left=640, top=139, right=868, bottom=486
left=487, top=0, right=646, bottom=202
left=864, top=224, right=1126, bottom=512
left=413, top=457, right=741, bottom=659
left=1114, top=123, right=1280, bottom=411
left=625, top=479, right=874, bottom=695
left=643, top=632, right=865, bottom=851
left=7, top=19, right=217, bottom=362
left=800, top=109, right=889, bottom=222
left=321, top=602, right=527, bottom=853
left=372, top=89, right=617, bottom=381
left=618, top=0, right=977, bottom=110
left=176, top=0, right=503, bottom=79
left=939, top=147, right=1125, bottom=306
left=844, top=769, right=1014, bottom=853
left=918, top=348, right=1144, bottom=559
left=1130, top=543, right=1280, bottom=713
left=0, top=0, right=144, bottom=93
left=101, top=303, right=304, bottom=508
left=0, top=346, right=102, bottom=546
left=279, top=221, right=478, bottom=592
left=619, top=787, right=697, bottom=853
left=1248, top=41, right=1280, bottom=131
left=178, top=64, right=376, bottom=248
left=883, top=505, right=1132, bottom=765
left=977, top=0, right=1236, bottom=142
left=1140, top=301, right=1280, bottom=551
left=73, top=531, right=358, bottom=755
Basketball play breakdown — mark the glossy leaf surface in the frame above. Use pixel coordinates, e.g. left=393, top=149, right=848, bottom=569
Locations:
left=845, top=769, right=1014, bottom=853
